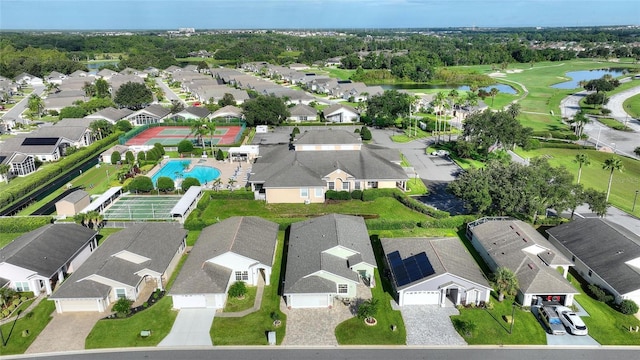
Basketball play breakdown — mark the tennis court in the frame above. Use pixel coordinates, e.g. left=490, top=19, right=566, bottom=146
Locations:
left=103, top=195, right=181, bottom=221
left=124, top=125, right=242, bottom=146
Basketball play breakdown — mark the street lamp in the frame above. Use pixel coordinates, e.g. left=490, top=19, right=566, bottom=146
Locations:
left=509, top=302, right=517, bottom=335
left=633, top=190, right=639, bottom=212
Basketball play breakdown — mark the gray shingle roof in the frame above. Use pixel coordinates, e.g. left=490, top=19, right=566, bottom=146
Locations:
left=294, top=129, right=361, bottom=145
left=170, top=217, right=278, bottom=295
left=59, top=190, right=89, bottom=204
left=85, top=107, right=133, bottom=122
left=289, top=103, right=317, bottom=117
left=0, top=224, right=97, bottom=278
left=284, top=214, right=376, bottom=294
left=547, top=218, right=640, bottom=295
left=322, top=104, right=358, bottom=117
left=470, top=219, right=576, bottom=295
left=50, top=223, right=186, bottom=299
left=181, top=106, right=210, bottom=118
left=250, top=142, right=408, bottom=188
left=381, top=237, right=490, bottom=291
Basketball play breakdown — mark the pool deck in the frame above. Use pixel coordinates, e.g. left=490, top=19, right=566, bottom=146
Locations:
left=147, top=156, right=252, bottom=190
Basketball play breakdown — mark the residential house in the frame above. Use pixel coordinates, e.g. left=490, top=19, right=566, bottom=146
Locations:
left=546, top=218, right=640, bottom=305
left=170, top=217, right=278, bottom=309
left=248, top=129, right=408, bottom=203
left=49, top=223, right=187, bottom=313
left=14, top=72, right=43, bottom=86
left=45, top=71, right=67, bottom=85
left=466, top=217, right=578, bottom=306
left=322, top=104, right=360, bottom=123
left=68, top=70, right=90, bottom=78
left=381, top=237, right=491, bottom=306
left=44, top=90, right=87, bottom=112
left=289, top=63, right=310, bottom=71
left=100, top=144, right=131, bottom=164
left=84, top=107, right=134, bottom=125
left=171, top=106, right=210, bottom=121
left=124, top=104, right=171, bottom=126
left=96, top=69, right=118, bottom=81
left=0, top=151, right=37, bottom=179
left=210, top=105, right=243, bottom=121
left=0, top=136, right=65, bottom=162
left=283, top=214, right=376, bottom=308
left=288, top=103, right=318, bottom=122
left=0, top=224, right=98, bottom=296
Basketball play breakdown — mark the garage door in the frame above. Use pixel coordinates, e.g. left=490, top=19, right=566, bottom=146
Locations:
left=403, top=291, right=440, bottom=305
left=58, top=299, right=101, bottom=312
left=173, top=294, right=206, bottom=309
left=290, top=294, right=330, bottom=308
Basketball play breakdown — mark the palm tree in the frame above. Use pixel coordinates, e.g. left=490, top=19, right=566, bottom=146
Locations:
left=207, top=122, right=217, bottom=154
left=190, top=120, right=208, bottom=148
left=0, top=163, right=10, bottom=183
left=27, top=94, right=44, bottom=119
left=574, top=153, right=590, bottom=184
left=494, top=267, right=519, bottom=302
left=489, top=87, right=499, bottom=107
left=228, top=177, right=237, bottom=190
left=602, top=157, right=624, bottom=202
left=213, top=178, right=222, bottom=191
left=572, top=111, right=590, bottom=137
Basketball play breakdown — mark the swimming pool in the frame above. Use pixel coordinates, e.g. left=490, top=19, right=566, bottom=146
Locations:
left=151, top=160, right=221, bottom=185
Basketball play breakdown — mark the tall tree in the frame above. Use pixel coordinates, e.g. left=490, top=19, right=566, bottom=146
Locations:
left=241, top=94, right=289, bottom=126
left=190, top=119, right=208, bottom=148
left=218, top=93, right=236, bottom=107
left=95, top=78, right=110, bottom=98
left=366, top=90, right=412, bottom=128
left=89, top=119, right=113, bottom=140
left=113, top=81, right=153, bottom=110
left=0, top=163, right=11, bottom=183
left=602, top=157, right=624, bottom=202
left=574, top=153, right=590, bottom=184
left=489, top=87, right=499, bottom=107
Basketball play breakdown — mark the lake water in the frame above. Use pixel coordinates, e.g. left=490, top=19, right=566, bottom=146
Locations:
left=551, top=68, right=628, bottom=89
left=379, top=83, right=517, bottom=94
left=151, top=160, right=221, bottom=186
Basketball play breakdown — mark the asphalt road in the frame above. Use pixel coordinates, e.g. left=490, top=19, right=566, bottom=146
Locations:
left=605, top=84, right=640, bottom=131
left=154, top=78, right=186, bottom=105
left=1, top=84, right=45, bottom=124
left=6, top=347, right=640, bottom=360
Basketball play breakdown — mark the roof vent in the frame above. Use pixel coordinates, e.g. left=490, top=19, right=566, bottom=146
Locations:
left=528, top=263, right=535, bottom=270
left=522, top=238, right=527, bottom=243
left=616, top=250, right=624, bottom=255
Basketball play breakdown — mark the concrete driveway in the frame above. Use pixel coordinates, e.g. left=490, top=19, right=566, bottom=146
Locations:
left=158, top=308, right=216, bottom=347
left=399, top=305, right=467, bottom=346
left=25, top=311, right=105, bottom=354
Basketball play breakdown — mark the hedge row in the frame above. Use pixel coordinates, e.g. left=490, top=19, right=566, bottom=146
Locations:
left=365, top=219, right=418, bottom=230
left=0, top=216, right=53, bottom=233
left=0, top=133, right=121, bottom=211
left=206, top=191, right=255, bottom=200
left=361, top=188, right=403, bottom=201
left=392, top=192, right=450, bottom=219
left=419, top=215, right=479, bottom=229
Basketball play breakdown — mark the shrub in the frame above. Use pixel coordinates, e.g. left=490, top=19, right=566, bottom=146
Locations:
left=125, top=151, right=135, bottom=164
left=357, top=298, right=379, bottom=321
left=587, top=284, right=614, bottom=303
left=0, top=217, right=53, bottom=233
left=2, top=309, right=9, bottom=317
left=137, top=151, right=147, bottom=162
left=392, top=192, right=449, bottom=218
left=452, top=319, right=477, bottom=337
left=143, top=302, right=149, bottom=308
left=216, top=149, right=224, bottom=160
left=181, top=177, right=201, bottom=192
left=154, top=143, right=166, bottom=155
left=350, top=190, right=363, bottom=200
left=618, top=300, right=639, bottom=315
left=110, top=151, right=121, bottom=165
left=361, top=188, right=402, bottom=201
left=366, top=219, right=417, bottom=230
left=228, top=281, right=247, bottom=298
left=156, top=176, right=175, bottom=192
left=113, top=297, right=133, bottom=318
left=127, top=176, right=154, bottom=193
left=177, top=139, right=194, bottom=153
left=326, top=190, right=351, bottom=200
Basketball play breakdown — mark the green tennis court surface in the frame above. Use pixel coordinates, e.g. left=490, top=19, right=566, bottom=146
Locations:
left=103, top=195, right=181, bottom=220
left=144, top=137, right=221, bottom=145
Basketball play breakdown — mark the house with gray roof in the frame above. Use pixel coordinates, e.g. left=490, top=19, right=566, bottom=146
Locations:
left=0, top=150, right=37, bottom=179
left=547, top=218, right=640, bottom=305
left=287, top=103, right=318, bottom=122
left=49, top=223, right=186, bottom=313
left=467, top=217, right=577, bottom=306
left=248, top=129, right=407, bottom=203
left=124, top=104, right=171, bottom=126
left=0, top=136, right=64, bottom=162
left=322, top=104, right=360, bottom=123
left=84, top=107, right=134, bottom=124
left=210, top=105, right=243, bottom=121
left=0, top=224, right=98, bottom=297
left=171, top=106, right=210, bottom=121
left=170, top=217, right=278, bottom=309
left=284, top=214, right=376, bottom=308
left=381, top=237, right=491, bottom=306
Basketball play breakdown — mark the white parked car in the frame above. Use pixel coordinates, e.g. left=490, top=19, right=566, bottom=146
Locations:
left=430, top=150, right=450, bottom=156
left=555, top=306, right=588, bottom=336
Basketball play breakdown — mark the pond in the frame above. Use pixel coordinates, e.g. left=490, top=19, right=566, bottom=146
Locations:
left=551, top=68, right=628, bottom=89
left=379, top=83, right=517, bottom=94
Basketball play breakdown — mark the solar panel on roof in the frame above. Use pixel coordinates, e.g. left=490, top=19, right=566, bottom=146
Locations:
left=387, top=250, right=436, bottom=287
left=22, top=137, right=59, bottom=146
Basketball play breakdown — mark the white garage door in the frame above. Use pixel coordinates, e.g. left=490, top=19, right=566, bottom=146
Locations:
left=58, top=299, right=101, bottom=312
left=290, top=294, right=330, bottom=308
left=403, top=291, right=440, bottom=306
left=173, top=294, right=206, bottom=309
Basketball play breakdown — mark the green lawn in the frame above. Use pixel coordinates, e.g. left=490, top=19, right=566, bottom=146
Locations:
left=450, top=297, right=547, bottom=345
left=569, top=274, right=640, bottom=345
left=185, top=230, right=201, bottom=246
left=0, top=300, right=56, bottom=355
left=0, top=232, right=22, bottom=248
left=85, top=296, right=177, bottom=348
left=223, top=287, right=257, bottom=313
left=623, top=92, right=640, bottom=119
left=597, top=118, right=633, bottom=131
left=514, top=148, right=640, bottom=217
left=96, top=228, right=122, bottom=245
left=211, top=231, right=287, bottom=345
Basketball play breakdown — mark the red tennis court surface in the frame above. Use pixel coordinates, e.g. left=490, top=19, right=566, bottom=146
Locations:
left=125, top=126, right=242, bottom=146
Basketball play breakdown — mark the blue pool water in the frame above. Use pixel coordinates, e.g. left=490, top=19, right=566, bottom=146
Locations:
left=151, top=160, right=221, bottom=185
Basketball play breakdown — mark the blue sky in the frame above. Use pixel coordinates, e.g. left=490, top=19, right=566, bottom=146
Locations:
left=1, top=0, right=638, bottom=30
